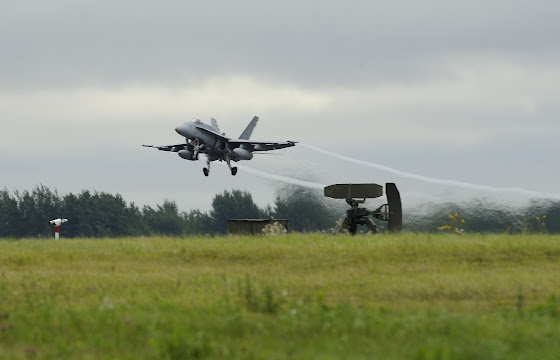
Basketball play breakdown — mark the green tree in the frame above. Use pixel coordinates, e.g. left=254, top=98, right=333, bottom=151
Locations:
left=14, top=185, right=62, bottom=237
left=521, top=199, right=560, bottom=234
left=272, top=186, right=339, bottom=232
left=405, top=200, right=524, bottom=233
left=209, top=190, right=263, bottom=234
left=61, top=190, right=144, bottom=237
left=143, top=200, right=184, bottom=236
left=0, top=188, right=20, bottom=237
left=89, top=192, right=138, bottom=236
left=125, top=202, right=148, bottom=236
left=61, top=192, right=93, bottom=237
left=183, top=209, right=213, bottom=235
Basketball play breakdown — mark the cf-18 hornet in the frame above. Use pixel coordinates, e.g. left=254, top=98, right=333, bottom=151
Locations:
left=143, top=116, right=297, bottom=176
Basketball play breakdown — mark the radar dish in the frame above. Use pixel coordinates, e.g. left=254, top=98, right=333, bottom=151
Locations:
left=325, top=183, right=402, bottom=235
left=324, top=183, right=383, bottom=199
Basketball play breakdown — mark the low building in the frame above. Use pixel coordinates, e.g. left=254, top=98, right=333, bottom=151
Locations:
left=227, top=219, right=289, bottom=235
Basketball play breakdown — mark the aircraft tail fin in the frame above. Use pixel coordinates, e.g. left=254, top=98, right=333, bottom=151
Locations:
left=238, top=116, right=259, bottom=140
left=211, top=117, right=221, bottom=134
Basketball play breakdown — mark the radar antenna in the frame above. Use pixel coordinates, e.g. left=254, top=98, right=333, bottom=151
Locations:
left=324, top=183, right=402, bottom=235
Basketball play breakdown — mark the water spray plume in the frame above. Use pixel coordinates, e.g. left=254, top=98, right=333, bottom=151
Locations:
left=300, top=143, right=560, bottom=200
left=237, top=164, right=326, bottom=190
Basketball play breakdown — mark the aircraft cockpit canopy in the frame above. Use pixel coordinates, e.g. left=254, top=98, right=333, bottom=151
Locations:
left=189, top=117, right=202, bottom=124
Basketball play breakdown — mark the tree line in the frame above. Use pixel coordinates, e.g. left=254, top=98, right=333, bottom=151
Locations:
left=0, top=185, right=337, bottom=238
left=1, top=185, right=559, bottom=238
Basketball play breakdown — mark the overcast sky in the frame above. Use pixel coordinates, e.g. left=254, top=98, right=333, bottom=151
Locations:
left=1, top=0, right=559, bottom=213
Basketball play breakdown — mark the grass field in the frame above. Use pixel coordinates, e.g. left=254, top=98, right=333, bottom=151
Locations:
left=1, top=233, right=559, bottom=359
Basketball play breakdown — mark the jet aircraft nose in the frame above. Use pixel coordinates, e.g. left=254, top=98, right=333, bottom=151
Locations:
left=175, top=123, right=190, bottom=137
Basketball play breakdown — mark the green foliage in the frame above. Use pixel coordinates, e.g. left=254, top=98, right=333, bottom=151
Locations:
left=0, top=186, right=185, bottom=237
left=521, top=199, right=560, bottom=234
left=14, top=185, right=63, bottom=237
left=143, top=200, right=184, bottom=236
left=183, top=209, right=213, bottom=235
left=0, top=188, right=19, bottom=237
left=437, top=212, right=466, bottom=234
left=406, top=199, right=532, bottom=233
left=209, top=189, right=263, bottom=234
left=3, top=184, right=560, bottom=237
left=235, top=274, right=283, bottom=314
left=272, top=185, right=340, bottom=232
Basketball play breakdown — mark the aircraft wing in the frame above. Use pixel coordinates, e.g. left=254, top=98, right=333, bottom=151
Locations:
left=229, top=140, right=298, bottom=151
left=194, top=124, right=229, bottom=140
left=142, top=144, right=187, bottom=152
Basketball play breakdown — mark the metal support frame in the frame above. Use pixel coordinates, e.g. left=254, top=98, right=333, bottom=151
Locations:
left=326, top=183, right=402, bottom=235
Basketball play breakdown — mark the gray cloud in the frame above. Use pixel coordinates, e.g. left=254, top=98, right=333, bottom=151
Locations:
left=1, top=0, right=559, bottom=212
left=2, top=0, right=560, bottom=89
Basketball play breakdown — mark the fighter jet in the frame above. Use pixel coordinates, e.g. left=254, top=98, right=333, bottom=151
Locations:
left=143, top=116, right=297, bottom=176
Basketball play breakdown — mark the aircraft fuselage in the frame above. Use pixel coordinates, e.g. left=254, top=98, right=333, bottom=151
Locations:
left=175, top=121, right=228, bottom=151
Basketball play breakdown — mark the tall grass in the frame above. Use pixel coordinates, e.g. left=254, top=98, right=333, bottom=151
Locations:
left=1, top=234, right=559, bottom=359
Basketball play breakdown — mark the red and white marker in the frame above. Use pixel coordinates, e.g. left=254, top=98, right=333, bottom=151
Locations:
left=49, top=218, right=68, bottom=240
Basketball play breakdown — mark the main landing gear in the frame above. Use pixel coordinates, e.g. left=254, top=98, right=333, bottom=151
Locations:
left=202, top=157, right=238, bottom=176
left=203, top=158, right=211, bottom=176
left=226, top=154, right=237, bottom=176
left=202, top=166, right=236, bottom=176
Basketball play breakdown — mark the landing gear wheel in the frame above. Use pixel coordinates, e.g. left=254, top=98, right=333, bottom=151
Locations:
left=203, top=168, right=209, bottom=176
left=231, top=167, right=238, bottom=176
